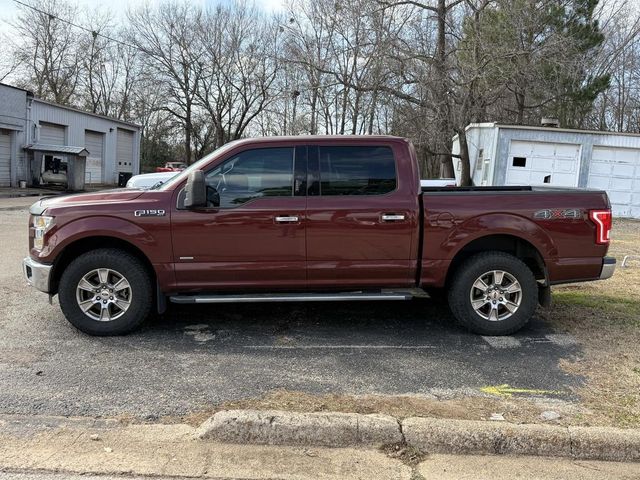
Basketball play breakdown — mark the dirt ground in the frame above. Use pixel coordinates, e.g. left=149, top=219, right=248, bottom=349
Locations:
left=179, top=389, right=583, bottom=427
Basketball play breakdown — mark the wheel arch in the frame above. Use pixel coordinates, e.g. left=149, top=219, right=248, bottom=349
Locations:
left=50, top=236, right=156, bottom=296
left=445, top=234, right=548, bottom=288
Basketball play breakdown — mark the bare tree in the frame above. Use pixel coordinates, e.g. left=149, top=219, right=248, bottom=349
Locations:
left=11, top=0, right=81, bottom=104
left=4, top=0, right=637, bottom=178
left=128, top=3, right=205, bottom=164
left=0, top=40, right=20, bottom=82
left=196, top=3, right=280, bottom=149
left=586, top=2, right=640, bottom=132
left=78, top=13, right=140, bottom=120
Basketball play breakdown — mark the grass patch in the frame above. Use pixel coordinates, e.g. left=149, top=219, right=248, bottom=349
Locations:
left=553, top=292, right=640, bottom=327
left=549, top=218, right=640, bottom=428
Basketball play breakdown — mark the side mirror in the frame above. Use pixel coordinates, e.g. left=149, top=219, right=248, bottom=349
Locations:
left=184, top=170, right=207, bottom=208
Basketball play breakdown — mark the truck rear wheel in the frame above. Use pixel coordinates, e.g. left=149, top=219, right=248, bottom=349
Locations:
left=448, top=251, right=538, bottom=336
left=58, top=248, right=153, bottom=336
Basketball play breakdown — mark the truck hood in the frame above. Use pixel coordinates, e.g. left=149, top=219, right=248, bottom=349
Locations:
left=30, top=189, right=145, bottom=215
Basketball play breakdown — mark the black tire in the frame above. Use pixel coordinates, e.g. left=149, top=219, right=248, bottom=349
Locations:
left=447, top=251, right=538, bottom=336
left=58, top=248, right=153, bottom=336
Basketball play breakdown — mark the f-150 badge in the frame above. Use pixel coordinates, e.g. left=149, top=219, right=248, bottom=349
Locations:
left=534, top=209, right=581, bottom=220
left=134, top=209, right=166, bottom=217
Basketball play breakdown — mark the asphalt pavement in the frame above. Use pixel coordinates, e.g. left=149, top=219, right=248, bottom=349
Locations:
left=0, top=202, right=582, bottom=418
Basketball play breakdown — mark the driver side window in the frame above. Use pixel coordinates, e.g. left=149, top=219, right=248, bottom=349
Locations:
left=205, top=147, right=294, bottom=208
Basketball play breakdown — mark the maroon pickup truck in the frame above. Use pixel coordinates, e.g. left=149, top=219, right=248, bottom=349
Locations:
left=23, top=136, right=615, bottom=336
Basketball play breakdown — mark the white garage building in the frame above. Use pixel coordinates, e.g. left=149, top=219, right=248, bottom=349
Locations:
left=0, top=82, right=140, bottom=189
left=452, top=122, right=640, bottom=218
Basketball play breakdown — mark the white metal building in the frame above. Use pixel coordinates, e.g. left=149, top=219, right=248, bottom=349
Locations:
left=0, top=82, right=140, bottom=188
left=0, top=83, right=29, bottom=187
left=452, top=122, right=640, bottom=219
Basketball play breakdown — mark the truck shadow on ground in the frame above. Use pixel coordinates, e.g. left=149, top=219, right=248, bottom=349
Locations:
left=150, top=297, right=547, bottom=341
left=150, top=298, right=467, bottom=343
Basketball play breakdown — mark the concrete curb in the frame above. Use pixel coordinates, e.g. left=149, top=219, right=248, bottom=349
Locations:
left=403, top=417, right=571, bottom=458
left=195, top=410, right=403, bottom=447
left=196, top=410, right=640, bottom=462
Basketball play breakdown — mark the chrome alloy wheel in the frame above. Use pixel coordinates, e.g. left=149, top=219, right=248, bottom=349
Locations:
left=75, top=268, right=132, bottom=322
left=469, top=270, right=522, bottom=322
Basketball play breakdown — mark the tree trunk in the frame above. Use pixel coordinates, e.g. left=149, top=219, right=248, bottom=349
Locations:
left=185, top=101, right=192, bottom=164
left=457, top=129, right=471, bottom=186
left=434, top=0, right=454, bottom=179
left=310, top=87, right=318, bottom=134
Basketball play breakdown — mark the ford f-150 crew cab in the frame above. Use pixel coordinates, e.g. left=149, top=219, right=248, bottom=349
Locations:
left=23, top=136, right=616, bottom=336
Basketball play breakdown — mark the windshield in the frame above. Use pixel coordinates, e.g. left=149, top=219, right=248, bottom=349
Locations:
left=156, top=140, right=242, bottom=191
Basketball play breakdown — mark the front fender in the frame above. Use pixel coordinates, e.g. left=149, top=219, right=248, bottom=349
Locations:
left=35, top=216, right=160, bottom=263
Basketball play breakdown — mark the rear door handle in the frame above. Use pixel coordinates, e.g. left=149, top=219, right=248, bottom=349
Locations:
left=275, top=215, right=299, bottom=223
left=381, top=213, right=406, bottom=222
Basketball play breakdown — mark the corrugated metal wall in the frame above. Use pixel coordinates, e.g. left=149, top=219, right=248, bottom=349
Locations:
left=30, top=100, right=140, bottom=184
left=0, top=85, right=28, bottom=186
left=0, top=129, right=11, bottom=186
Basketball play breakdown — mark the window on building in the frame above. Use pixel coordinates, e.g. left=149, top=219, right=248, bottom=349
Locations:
left=513, top=157, right=527, bottom=167
left=476, top=149, right=484, bottom=171
left=481, top=159, right=491, bottom=185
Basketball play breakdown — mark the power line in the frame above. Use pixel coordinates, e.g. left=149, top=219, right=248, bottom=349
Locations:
left=11, top=0, right=140, bottom=51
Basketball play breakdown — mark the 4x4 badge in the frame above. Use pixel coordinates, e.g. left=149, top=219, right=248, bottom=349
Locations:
left=534, top=209, right=581, bottom=220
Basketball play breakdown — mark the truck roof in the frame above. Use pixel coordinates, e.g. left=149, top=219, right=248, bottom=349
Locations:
left=227, top=135, right=409, bottom=146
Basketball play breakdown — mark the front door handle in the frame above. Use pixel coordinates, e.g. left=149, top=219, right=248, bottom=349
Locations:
left=381, top=213, right=406, bottom=222
left=275, top=215, right=299, bottom=223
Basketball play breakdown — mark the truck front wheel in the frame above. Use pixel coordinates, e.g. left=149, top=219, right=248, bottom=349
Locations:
left=58, top=248, right=153, bottom=336
left=448, top=251, right=538, bottom=336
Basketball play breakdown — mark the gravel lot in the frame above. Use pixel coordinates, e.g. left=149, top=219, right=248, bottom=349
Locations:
left=0, top=199, right=582, bottom=420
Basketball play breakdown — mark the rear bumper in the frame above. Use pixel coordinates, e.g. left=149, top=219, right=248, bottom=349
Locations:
left=23, top=257, right=52, bottom=293
left=599, top=257, right=616, bottom=280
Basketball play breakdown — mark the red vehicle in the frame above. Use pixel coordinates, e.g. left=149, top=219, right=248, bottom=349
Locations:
left=156, top=162, right=187, bottom=173
left=23, top=136, right=615, bottom=336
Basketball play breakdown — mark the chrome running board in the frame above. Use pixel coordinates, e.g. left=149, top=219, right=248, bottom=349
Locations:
left=169, top=291, right=414, bottom=304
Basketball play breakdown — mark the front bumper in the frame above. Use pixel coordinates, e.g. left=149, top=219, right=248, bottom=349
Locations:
left=23, top=257, right=53, bottom=293
left=599, top=257, right=616, bottom=280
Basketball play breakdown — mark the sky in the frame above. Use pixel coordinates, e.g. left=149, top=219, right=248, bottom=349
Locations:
left=0, top=0, right=286, bottom=36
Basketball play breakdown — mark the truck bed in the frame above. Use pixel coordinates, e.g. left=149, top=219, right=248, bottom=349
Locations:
left=421, top=185, right=603, bottom=194
left=418, top=186, right=611, bottom=288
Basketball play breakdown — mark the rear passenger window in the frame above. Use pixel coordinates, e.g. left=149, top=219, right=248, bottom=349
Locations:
left=318, top=146, right=396, bottom=196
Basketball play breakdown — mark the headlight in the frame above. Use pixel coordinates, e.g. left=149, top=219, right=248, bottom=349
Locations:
left=33, top=215, right=55, bottom=250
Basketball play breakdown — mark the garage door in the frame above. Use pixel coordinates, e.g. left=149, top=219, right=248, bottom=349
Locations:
left=505, top=141, right=581, bottom=187
left=39, top=122, right=66, bottom=145
left=0, top=130, right=11, bottom=186
left=588, top=146, right=640, bottom=218
left=84, top=131, right=104, bottom=184
left=116, top=129, right=134, bottom=174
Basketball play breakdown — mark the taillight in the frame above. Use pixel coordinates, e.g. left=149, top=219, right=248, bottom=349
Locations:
left=589, top=209, right=612, bottom=245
